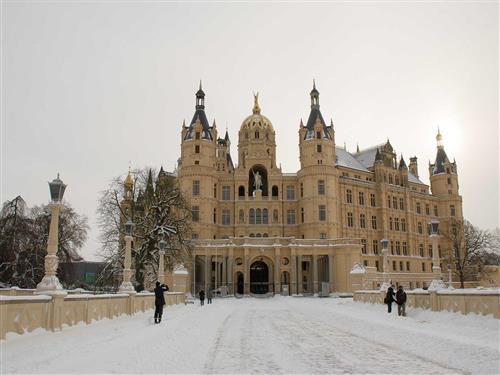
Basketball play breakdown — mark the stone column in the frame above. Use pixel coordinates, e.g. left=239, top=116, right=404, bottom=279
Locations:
left=36, top=203, right=66, bottom=295
left=274, top=249, right=281, bottom=295
left=204, top=250, right=209, bottom=292
left=313, top=253, right=319, bottom=294
left=222, top=254, right=227, bottom=286
left=297, top=254, right=303, bottom=294
left=244, top=247, right=250, bottom=295
left=328, top=254, right=334, bottom=293
left=158, top=250, right=165, bottom=284
left=118, top=235, right=136, bottom=294
left=428, top=232, right=445, bottom=291
left=291, top=248, right=297, bottom=295
left=228, top=248, right=234, bottom=295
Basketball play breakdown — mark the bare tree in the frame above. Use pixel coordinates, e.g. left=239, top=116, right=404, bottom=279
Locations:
left=0, top=197, right=88, bottom=288
left=444, top=219, right=497, bottom=288
left=96, top=168, right=192, bottom=291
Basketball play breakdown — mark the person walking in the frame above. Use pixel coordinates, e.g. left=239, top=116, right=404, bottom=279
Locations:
left=396, top=285, right=407, bottom=316
left=207, top=289, right=213, bottom=304
left=154, top=281, right=169, bottom=324
left=199, top=290, right=205, bottom=306
left=385, top=284, right=395, bottom=313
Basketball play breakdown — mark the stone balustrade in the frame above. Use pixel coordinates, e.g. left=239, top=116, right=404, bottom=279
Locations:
left=353, top=288, right=500, bottom=318
left=0, top=290, right=185, bottom=339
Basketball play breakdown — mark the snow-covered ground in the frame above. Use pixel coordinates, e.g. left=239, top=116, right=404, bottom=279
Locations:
left=2, top=297, right=499, bottom=374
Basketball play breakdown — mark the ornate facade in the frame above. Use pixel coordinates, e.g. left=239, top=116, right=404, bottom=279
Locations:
left=127, top=82, right=463, bottom=295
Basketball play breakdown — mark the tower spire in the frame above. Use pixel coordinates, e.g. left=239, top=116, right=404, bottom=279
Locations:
left=436, top=126, right=443, bottom=148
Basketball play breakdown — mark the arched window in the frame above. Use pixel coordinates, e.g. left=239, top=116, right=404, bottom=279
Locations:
left=256, top=208, right=262, bottom=224
left=273, top=209, right=279, bottom=223
left=395, top=176, right=400, bottom=185
left=249, top=233, right=255, bottom=237
left=256, top=233, right=262, bottom=237
left=389, top=175, right=393, bottom=184
left=272, top=185, right=278, bottom=197
left=238, top=185, right=245, bottom=197
left=249, top=209, right=255, bottom=224
left=263, top=209, right=268, bottom=224
left=239, top=209, right=245, bottom=224
left=263, top=233, right=268, bottom=237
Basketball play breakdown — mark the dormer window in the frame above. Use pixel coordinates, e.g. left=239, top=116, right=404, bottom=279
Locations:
left=317, top=144, right=322, bottom=153
left=195, top=132, right=200, bottom=140
left=316, top=131, right=321, bottom=139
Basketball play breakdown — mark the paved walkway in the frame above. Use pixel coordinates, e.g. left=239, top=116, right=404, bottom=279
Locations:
left=3, top=297, right=498, bottom=374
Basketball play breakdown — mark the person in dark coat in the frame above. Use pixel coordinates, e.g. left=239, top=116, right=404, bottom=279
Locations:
left=396, top=285, right=407, bottom=316
left=385, top=285, right=395, bottom=313
left=154, top=281, right=169, bottom=324
left=207, top=289, right=213, bottom=304
left=199, top=290, right=205, bottom=306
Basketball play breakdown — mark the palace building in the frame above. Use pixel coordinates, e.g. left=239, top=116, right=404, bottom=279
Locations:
left=125, top=82, right=463, bottom=295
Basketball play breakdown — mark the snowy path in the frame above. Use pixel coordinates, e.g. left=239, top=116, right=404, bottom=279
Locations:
left=2, top=297, right=499, bottom=374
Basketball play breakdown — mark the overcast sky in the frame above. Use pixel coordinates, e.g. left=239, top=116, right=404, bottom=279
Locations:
left=2, top=1, right=498, bottom=261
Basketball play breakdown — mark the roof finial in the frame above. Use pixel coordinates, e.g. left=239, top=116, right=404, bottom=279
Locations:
left=313, top=78, right=316, bottom=90
left=199, top=80, right=202, bottom=91
left=436, top=126, right=443, bottom=148
left=356, top=143, right=360, bottom=153
left=253, top=92, right=261, bottom=114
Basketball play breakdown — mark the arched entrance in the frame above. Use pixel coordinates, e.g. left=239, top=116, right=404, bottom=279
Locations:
left=236, top=272, right=244, bottom=295
left=250, top=261, right=269, bottom=294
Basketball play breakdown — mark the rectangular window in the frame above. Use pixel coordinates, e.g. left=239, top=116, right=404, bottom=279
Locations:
left=393, top=261, right=397, bottom=271
left=191, top=206, right=199, bottom=222
left=387, top=195, right=391, bottom=208
left=375, top=260, right=380, bottom=271
left=416, top=202, right=421, bottom=214
left=372, top=240, right=379, bottom=254
left=300, top=183, right=304, bottom=197
left=393, top=197, right=397, bottom=210
left=406, top=261, right=410, bottom=271
left=301, top=207, right=304, bottom=223
left=428, top=244, right=433, bottom=258
left=422, top=262, right=426, bottom=272
left=222, top=209, right=230, bottom=225
left=363, top=260, right=368, bottom=267
left=319, top=205, right=326, bottom=221
left=346, top=189, right=353, bottom=204
left=418, top=222, right=423, bottom=234
left=402, top=241, right=407, bottom=255
left=359, top=192, right=365, bottom=205
left=214, top=184, right=217, bottom=198
left=361, top=239, right=367, bottom=254
left=287, top=209, right=296, bottom=224
left=399, top=198, right=404, bottom=210
left=394, top=218, right=399, bottom=231
left=192, top=180, right=200, bottom=196
left=347, top=212, right=353, bottom=227
left=318, top=180, right=325, bottom=195
left=425, top=204, right=430, bottom=215
left=320, top=232, right=327, bottom=239
left=390, top=241, right=394, bottom=255
left=222, top=186, right=230, bottom=200
left=286, top=185, right=295, bottom=200
left=399, top=261, right=403, bottom=271
left=401, top=219, right=406, bottom=232
left=389, top=217, right=393, bottom=230
left=371, top=215, right=377, bottom=230
left=434, top=205, right=438, bottom=216
left=213, top=208, right=216, bottom=223
left=317, top=144, right=322, bottom=153
left=419, top=244, right=424, bottom=257
left=195, top=145, right=200, bottom=154
left=370, top=193, right=376, bottom=207
left=360, top=213, right=366, bottom=228
left=450, top=205, right=456, bottom=217
left=396, top=241, right=401, bottom=255
left=195, top=132, right=200, bottom=140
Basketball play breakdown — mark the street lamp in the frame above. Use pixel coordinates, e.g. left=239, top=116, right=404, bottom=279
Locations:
left=379, top=238, right=390, bottom=291
left=118, top=219, right=136, bottom=294
left=35, top=174, right=67, bottom=295
left=428, top=219, right=445, bottom=291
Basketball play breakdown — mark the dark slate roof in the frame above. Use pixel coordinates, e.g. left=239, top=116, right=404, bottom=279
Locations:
left=304, top=109, right=331, bottom=140
left=432, top=147, right=448, bottom=174
left=226, top=153, right=234, bottom=170
left=185, top=109, right=212, bottom=140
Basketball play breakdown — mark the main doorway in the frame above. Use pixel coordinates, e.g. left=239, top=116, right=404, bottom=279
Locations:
left=250, top=261, right=269, bottom=294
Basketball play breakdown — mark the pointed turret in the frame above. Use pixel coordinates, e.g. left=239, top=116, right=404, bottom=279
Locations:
left=429, top=129, right=459, bottom=196
left=184, top=83, right=212, bottom=140
left=303, top=81, right=331, bottom=140
left=430, top=128, right=449, bottom=175
left=399, top=154, right=407, bottom=170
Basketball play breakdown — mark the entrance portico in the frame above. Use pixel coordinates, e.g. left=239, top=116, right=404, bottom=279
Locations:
left=190, top=237, right=361, bottom=295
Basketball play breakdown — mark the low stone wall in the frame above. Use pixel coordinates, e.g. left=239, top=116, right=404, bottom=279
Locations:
left=353, top=289, right=500, bottom=318
left=0, top=290, right=185, bottom=339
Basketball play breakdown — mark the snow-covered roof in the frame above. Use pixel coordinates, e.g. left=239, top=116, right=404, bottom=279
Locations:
left=335, top=147, right=369, bottom=172
left=408, top=172, right=426, bottom=185
left=353, top=145, right=381, bottom=169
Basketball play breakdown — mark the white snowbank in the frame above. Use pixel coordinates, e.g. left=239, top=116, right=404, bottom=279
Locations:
left=0, top=295, right=52, bottom=302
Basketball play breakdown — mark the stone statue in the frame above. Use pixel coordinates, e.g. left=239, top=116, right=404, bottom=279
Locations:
left=253, top=170, right=262, bottom=191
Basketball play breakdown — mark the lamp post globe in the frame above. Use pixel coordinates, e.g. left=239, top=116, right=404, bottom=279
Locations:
left=49, top=173, right=67, bottom=203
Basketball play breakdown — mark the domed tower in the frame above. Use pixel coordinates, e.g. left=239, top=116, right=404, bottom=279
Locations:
left=298, top=81, right=339, bottom=239
left=178, top=83, right=218, bottom=239
left=236, top=93, right=277, bottom=197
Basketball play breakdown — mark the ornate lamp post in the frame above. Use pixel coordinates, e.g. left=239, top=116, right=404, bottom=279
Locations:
left=428, top=219, right=445, bottom=291
left=118, top=220, right=136, bottom=294
left=158, top=239, right=167, bottom=285
left=36, top=174, right=67, bottom=295
left=379, top=238, right=391, bottom=291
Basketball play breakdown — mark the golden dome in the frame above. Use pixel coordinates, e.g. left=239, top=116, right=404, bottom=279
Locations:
left=240, top=93, right=274, bottom=133
left=124, top=167, right=134, bottom=189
